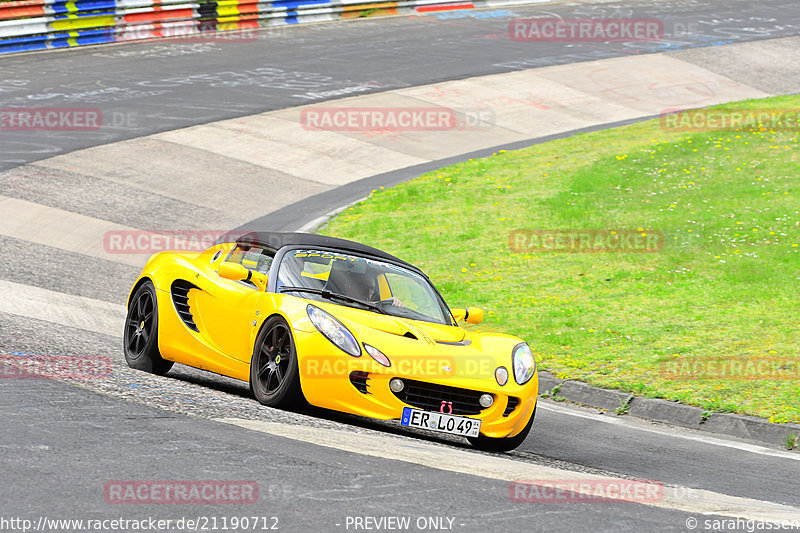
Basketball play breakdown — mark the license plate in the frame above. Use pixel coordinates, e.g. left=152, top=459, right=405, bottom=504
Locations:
left=401, top=407, right=481, bottom=437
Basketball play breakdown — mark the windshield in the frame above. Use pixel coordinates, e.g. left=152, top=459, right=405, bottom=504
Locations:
left=276, top=249, right=450, bottom=325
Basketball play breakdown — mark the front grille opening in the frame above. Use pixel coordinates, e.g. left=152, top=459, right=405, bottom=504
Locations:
left=349, top=371, right=370, bottom=394
left=503, top=397, right=520, bottom=417
left=391, top=379, right=487, bottom=415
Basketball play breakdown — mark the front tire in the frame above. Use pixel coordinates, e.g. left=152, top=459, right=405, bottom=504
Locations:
left=467, top=404, right=536, bottom=452
left=124, top=280, right=173, bottom=375
left=250, top=316, right=304, bottom=409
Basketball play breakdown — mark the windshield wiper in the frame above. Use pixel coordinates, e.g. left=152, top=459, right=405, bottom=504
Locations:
left=279, top=286, right=386, bottom=314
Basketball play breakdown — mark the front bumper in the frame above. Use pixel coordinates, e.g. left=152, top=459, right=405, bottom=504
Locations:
left=294, top=330, right=538, bottom=438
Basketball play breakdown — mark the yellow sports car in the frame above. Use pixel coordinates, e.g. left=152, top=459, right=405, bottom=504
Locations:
left=124, top=232, right=538, bottom=451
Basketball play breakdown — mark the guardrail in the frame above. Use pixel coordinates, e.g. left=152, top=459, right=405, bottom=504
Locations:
left=0, top=0, right=529, bottom=54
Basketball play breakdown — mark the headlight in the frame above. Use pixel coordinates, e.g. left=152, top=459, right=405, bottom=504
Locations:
left=512, top=343, right=536, bottom=385
left=364, top=344, right=391, bottom=367
left=306, top=305, right=361, bottom=357
left=495, top=366, right=509, bottom=386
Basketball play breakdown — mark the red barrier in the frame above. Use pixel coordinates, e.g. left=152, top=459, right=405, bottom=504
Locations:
left=118, top=8, right=196, bottom=24
left=0, top=0, right=47, bottom=20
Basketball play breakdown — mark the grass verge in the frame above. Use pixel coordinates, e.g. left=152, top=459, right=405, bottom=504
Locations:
left=322, top=95, right=800, bottom=423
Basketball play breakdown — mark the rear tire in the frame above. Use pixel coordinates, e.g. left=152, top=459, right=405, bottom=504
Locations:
left=250, top=316, right=304, bottom=409
left=124, top=280, right=173, bottom=375
left=467, top=404, right=536, bottom=452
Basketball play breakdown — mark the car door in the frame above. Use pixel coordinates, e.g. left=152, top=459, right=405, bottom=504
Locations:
left=192, top=244, right=274, bottom=362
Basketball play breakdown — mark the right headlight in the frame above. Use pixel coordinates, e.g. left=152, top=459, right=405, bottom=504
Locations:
left=512, top=343, right=536, bottom=385
left=364, top=343, right=391, bottom=367
left=306, top=304, right=361, bottom=357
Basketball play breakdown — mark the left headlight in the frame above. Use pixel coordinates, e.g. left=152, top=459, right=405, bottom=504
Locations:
left=306, top=304, right=361, bottom=357
left=512, top=343, right=536, bottom=385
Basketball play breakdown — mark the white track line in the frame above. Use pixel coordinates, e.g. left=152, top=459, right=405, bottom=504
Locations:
left=217, top=418, right=800, bottom=522
left=0, top=195, right=145, bottom=267
left=539, top=402, right=800, bottom=462
left=0, top=279, right=125, bottom=338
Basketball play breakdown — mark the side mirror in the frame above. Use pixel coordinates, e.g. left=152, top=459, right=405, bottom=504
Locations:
left=452, top=307, right=484, bottom=325
left=218, top=262, right=267, bottom=290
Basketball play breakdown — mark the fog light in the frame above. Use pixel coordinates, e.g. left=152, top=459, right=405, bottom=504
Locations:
left=389, top=378, right=405, bottom=393
left=495, top=367, right=509, bottom=386
left=479, top=394, right=494, bottom=408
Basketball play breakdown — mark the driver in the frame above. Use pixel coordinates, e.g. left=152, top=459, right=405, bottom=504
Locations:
left=324, top=261, right=404, bottom=308
left=351, top=272, right=405, bottom=308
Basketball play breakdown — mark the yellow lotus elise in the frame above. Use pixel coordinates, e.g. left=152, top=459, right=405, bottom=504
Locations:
left=124, top=232, right=537, bottom=451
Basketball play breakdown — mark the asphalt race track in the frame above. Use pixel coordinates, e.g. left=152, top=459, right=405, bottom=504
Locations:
left=1, top=0, right=800, bottom=531
left=3, top=0, right=800, bottom=171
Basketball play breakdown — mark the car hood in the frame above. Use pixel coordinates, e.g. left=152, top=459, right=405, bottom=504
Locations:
left=314, top=301, right=466, bottom=344
left=306, top=300, right=525, bottom=384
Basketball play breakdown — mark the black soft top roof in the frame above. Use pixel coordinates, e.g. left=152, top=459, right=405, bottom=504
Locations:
left=235, top=231, right=417, bottom=271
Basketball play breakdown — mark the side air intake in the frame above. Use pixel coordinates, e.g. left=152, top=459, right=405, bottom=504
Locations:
left=170, top=280, right=200, bottom=332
